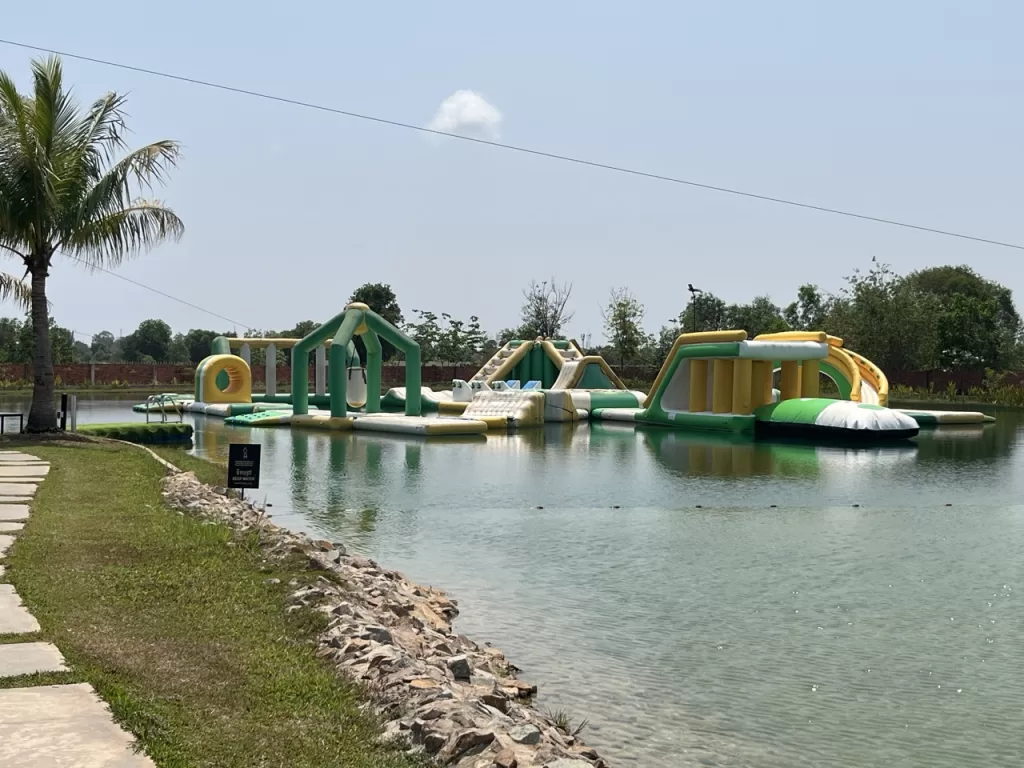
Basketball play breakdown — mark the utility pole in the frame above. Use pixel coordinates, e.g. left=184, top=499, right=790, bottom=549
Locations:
left=687, top=284, right=703, bottom=332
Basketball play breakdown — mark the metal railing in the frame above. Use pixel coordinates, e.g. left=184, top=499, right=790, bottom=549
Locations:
left=145, top=394, right=184, bottom=424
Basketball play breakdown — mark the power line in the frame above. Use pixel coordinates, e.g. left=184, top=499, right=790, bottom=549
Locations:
left=2, top=38, right=1023, bottom=252
left=60, top=253, right=249, bottom=329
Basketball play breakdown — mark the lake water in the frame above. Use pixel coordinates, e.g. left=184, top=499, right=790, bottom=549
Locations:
left=40, top=396, right=1024, bottom=766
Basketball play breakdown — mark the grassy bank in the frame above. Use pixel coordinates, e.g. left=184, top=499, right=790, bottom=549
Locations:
left=2, top=441, right=424, bottom=768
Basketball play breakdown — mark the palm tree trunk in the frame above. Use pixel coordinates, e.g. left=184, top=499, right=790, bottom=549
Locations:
left=26, top=264, right=57, bottom=432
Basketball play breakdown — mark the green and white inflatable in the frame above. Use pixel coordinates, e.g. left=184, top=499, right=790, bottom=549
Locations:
left=754, top=399, right=920, bottom=440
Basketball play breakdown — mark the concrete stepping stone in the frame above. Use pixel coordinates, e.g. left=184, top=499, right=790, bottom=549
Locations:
left=0, top=466, right=48, bottom=477
left=0, top=485, right=37, bottom=497
left=0, top=565, right=5, bottom=579
left=0, top=534, right=14, bottom=557
left=0, top=584, right=40, bottom=634
left=0, top=642, right=67, bottom=677
left=0, top=523, right=23, bottom=534
left=0, top=506, right=28, bottom=521
left=0, top=683, right=155, bottom=766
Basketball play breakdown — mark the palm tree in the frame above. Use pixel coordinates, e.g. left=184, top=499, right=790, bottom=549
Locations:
left=0, top=56, right=184, bottom=431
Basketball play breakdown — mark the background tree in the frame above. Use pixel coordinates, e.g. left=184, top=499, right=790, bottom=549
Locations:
left=15, top=316, right=73, bottom=364
left=679, top=292, right=727, bottom=333
left=438, top=314, right=486, bottom=376
left=783, top=284, right=831, bottom=331
left=282, top=320, right=319, bottom=339
left=0, top=317, right=22, bottom=363
left=182, top=328, right=220, bottom=365
left=602, top=287, right=647, bottom=366
left=406, top=310, right=487, bottom=375
left=72, top=340, right=91, bottom=363
left=167, top=333, right=190, bottom=364
left=516, top=278, right=575, bottom=338
left=934, top=294, right=1002, bottom=370
left=406, top=310, right=443, bottom=361
left=645, top=323, right=681, bottom=364
left=0, top=56, right=183, bottom=430
left=496, top=327, right=518, bottom=346
left=724, top=296, right=789, bottom=339
left=122, top=319, right=172, bottom=363
left=277, top=320, right=319, bottom=367
left=349, top=283, right=404, bottom=362
left=905, top=265, right=1021, bottom=369
left=837, top=259, right=936, bottom=372
left=89, top=331, right=118, bottom=362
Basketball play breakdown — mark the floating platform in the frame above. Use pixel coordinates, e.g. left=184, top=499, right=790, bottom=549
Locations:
left=896, top=409, right=995, bottom=426
left=354, top=413, right=487, bottom=436
left=78, top=422, right=193, bottom=444
left=224, top=410, right=294, bottom=426
left=288, top=412, right=488, bottom=436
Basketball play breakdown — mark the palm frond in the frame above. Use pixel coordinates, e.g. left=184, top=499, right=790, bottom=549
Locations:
left=0, top=271, right=32, bottom=311
left=0, top=70, right=41, bottom=253
left=30, top=56, right=79, bottom=160
left=1, top=55, right=185, bottom=269
left=76, top=91, right=128, bottom=164
left=0, top=70, right=31, bottom=147
left=63, top=200, right=184, bottom=268
left=60, top=140, right=183, bottom=245
left=52, top=92, right=128, bottom=230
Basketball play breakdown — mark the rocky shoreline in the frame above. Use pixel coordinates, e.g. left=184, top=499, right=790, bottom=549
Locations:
left=162, top=472, right=607, bottom=768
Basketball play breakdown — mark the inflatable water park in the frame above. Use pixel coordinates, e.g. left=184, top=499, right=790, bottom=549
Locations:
left=135, top=302, right=994, bottom=443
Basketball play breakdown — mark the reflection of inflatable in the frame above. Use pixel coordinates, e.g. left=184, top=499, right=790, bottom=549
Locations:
left=590, top=421, right=918, bottom=479
left=593, top=330, right=920, bottom=441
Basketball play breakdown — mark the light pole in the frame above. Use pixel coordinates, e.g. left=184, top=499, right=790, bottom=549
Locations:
left=687, top=284, right=703, bottom=332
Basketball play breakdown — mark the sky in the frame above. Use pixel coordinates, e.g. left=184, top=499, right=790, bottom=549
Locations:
left=2, top=1, right=1024, bottom=345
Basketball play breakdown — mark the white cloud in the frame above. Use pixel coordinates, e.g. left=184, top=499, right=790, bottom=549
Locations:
left=426, top=90, right=503, bottom=140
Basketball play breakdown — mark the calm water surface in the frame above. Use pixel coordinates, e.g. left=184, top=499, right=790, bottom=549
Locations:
left=49, top=397, right=1024, bottom=766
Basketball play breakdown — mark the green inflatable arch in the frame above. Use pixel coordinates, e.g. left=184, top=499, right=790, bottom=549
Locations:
left=292, top=302, right=422, bottom=417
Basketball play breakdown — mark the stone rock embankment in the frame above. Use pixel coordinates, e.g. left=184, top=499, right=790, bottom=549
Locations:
left=162, top=472, right=606, bottom=768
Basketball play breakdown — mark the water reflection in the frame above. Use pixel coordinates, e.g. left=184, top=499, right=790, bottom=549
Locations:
left=181, top=409, right=1024, bottom=515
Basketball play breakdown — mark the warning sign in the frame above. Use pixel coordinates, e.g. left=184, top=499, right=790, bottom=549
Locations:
left=227, top=444, right=261, bottom=489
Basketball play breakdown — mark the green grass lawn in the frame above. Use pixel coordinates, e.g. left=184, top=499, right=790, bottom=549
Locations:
left=150, top=446, right=228, bottom=487
left=3, top=441, right=425, bottom=768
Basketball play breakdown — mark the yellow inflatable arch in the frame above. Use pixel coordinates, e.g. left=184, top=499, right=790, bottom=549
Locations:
left=195, top=354, right=252, bottom=404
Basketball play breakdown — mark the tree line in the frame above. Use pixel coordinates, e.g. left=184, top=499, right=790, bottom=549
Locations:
left=600, top=260, right=1023, bottom=373
left=8, top=262, right=1019, bottom=375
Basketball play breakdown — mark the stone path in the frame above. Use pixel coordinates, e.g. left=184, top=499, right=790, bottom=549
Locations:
left=0, top=451, right=155, bottom=766
left=0, top=505, right=30, bottom=521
